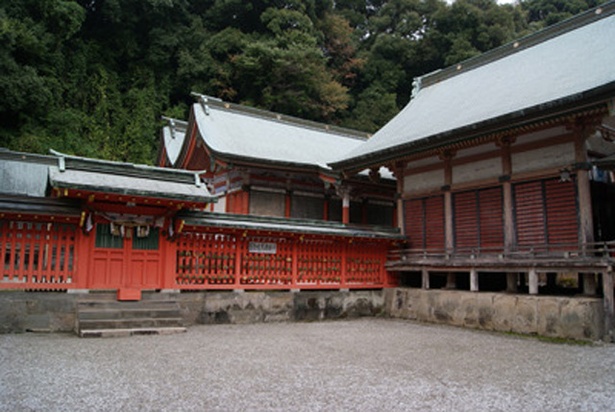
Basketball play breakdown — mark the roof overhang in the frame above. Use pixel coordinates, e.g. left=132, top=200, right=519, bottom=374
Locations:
left=48, top=150, right=217, bottom=209
left=179, top=211, right=404, bottom=240
left=331, top=84, right=615, bottom=174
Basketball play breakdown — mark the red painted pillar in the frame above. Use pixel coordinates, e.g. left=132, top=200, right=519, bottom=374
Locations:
left=291, top=236, right=299, bottom=288
left=342, top=194, right=350, bottom=224
left=285, top=191, right=292, bottom=218
left=161, top=235, right=178, bottom=289
left=341, top=239, right=348, bottom=287
left=323, top=196, right=329, bottom=221
left=74, top=230, right=90, bottom=289
left=242, top=190, right=250, bottom=215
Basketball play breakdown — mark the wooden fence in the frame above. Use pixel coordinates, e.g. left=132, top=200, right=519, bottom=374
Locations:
left=1, top=220, right=77, bottom=289
left=174, top=229, right=392, bottom=290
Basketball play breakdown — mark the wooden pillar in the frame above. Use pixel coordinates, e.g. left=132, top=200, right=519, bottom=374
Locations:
left=340, top=240, right=348, bottom=286
left=506, top=272, right=518, bottom=293
left=361, top=199, right=368, bottom=224
left=528, top=269, right=539, bottom=295
left=574, top=129, right=594, bottom=249
left=582, top=273, right=597, bottom=296
left=445, top=272, right=456, bottom=289
left=323, top=195, right=329, bottom=221
left=602, top=271, right=614, bottom=342
left=74, top=230, right=91, bottom=289
left=499, top=136, right=516, bottom=252
left=291, top=236, right=299, bottom=288
left=470, top=269, right=479, bottom=292
left=440, top=151, right=454, bottom=254
left=285, top=190, right=292, bottom=218
left=574, top=127, right=597, bottom=294
left=421, top=268, right=430, bottom=290
left=342, top=192, right=350, bottom=224
left=161, top=233, right=178, bottom=290
left=393, top=162, right=406, bottom=235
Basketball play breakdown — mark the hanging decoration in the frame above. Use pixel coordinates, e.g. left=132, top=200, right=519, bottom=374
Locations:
left=99, top=212, right=165, bottom=239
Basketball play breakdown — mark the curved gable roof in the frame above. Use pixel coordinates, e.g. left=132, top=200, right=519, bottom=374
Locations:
left=331, top=3, right=615, bottom=171
left=191, top=97, right=370, bottom=172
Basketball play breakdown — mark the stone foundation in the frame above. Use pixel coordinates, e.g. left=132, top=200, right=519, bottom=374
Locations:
left=0, top=290, right=385, bottom=333
left=385, top=288, right=604, bottom=341
left=0, top=289, right=605, bottom=341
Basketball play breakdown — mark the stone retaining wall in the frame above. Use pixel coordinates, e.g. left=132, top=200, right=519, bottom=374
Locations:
left=0, top=290, right=385, bottom=333
left=0, top=289, right=605, bottom=341
left=385, top=288, right=605, bottom=341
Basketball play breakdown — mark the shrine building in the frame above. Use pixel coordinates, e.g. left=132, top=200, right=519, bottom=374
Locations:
left=1, top=3, right=615, bottom=340
left=330, top=2, right=615, bottom=339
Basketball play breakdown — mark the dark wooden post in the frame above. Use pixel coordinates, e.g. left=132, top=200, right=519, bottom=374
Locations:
left=602, top=271, right=614, bottom=342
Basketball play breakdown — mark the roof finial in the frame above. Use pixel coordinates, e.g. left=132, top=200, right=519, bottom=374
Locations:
left=411, top=77, right=422, bottom=100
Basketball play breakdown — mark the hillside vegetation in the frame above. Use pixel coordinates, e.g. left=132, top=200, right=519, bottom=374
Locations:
left=0, top=0, right=601, bottom=163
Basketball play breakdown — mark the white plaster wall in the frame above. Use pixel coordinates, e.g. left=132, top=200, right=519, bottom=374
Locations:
left=453, top=156, right=500, bottom=185
left=404, top=169, right=443, bottom=193
left=512, top=142, right=575, bottom=174
left=212, top=196, right=226, bottom=213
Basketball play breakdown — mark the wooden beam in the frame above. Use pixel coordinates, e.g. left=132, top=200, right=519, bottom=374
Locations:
left=603, top=271, right=614, bottom=342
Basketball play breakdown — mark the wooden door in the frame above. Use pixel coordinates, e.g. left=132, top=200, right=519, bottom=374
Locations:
left=90, top=223, right=161, bottom=289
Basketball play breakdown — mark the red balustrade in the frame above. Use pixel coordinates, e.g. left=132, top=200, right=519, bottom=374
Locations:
left=0, top=220, right=78, bottom=290
left=174, top=229, right=393, bottom=290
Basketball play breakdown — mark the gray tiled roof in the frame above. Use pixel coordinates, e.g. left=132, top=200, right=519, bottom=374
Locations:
left=179, top=211, right=403, bottom=239
left=331, top=3, right=615, bottom=170
left=161, top=118, right=188, bottom=166
left=48, top=150, right=215, bottom=203
left=191, top=97, right=370, bottom=171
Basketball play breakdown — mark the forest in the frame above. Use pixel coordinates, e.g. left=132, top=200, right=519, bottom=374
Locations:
left=0, top=0, right=602, bottom=164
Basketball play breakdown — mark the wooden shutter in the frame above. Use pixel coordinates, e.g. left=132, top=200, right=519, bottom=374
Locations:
left=478, top=187, right=504, bottom=249
left=404, top=199, right=425, bottom=249
left=544, top=178, right=578, bottom=246
left=454, top=191, right=478, bottom=249
left=514, top=180, right=547, bottom=247
left=425, top=196, right=445, bottom=250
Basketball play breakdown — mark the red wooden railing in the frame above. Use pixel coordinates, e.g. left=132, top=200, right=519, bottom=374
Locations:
left=0, top=218, right=395, bottom=291
left=175, top=229, right=393, bottom=290
left=1, top=220, right=78, bottom=289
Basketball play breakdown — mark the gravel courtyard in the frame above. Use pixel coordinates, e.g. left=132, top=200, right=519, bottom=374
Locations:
left=1, top=318, right=614, bottom=411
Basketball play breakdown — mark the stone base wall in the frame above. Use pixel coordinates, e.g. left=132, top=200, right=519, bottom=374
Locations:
left=385, top=288, right=604, bottom=341
left=0, top=292, right=79, bottom=333
left=0, top=290, right=385, bottom=333
left=0, top=289, right=605, bottom=341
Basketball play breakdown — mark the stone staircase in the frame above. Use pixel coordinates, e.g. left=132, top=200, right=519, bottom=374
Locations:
left=75, top=293, right=186, bottom=338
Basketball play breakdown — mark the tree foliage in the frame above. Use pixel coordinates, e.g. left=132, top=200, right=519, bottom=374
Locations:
left=0, top=0, right=602, bottom=163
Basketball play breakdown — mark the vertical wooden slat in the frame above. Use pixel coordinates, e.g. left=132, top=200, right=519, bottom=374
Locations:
left=454, top=191, right=479, bottom=250
left=425, top=196, right=445, bottom=251
left=479, top=187, right=504, bottom=249
left=545, top=178, right=579, bottom=247
left=514, top=180, right=547, bottom=247
left=404, top=199, right=424, bottom=249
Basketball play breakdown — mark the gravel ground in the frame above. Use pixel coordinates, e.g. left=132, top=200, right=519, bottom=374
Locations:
left=1, top=318, right=614, bottom=412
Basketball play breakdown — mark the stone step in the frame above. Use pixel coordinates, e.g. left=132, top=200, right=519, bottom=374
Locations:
left=78, top=308, right=181, bottom=321
left=79, top=326, right=187, bottom=338
left=78, top=317, right=184, bottom=331
left=75, top=294, right=185, bottom=338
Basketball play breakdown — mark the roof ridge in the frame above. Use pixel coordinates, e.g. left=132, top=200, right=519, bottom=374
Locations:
left=418, top=1, right=615, bottom=90
left=191, top=93, right=371, bottom=141
left=48, top=149, right=206, bottom=185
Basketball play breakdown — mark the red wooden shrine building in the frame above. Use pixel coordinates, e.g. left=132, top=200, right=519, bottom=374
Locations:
left=158, top=95, right=397, bottom=227
left=0, top=148, right=401, bottom=299
left=331, top=4, right=615, bottom=334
